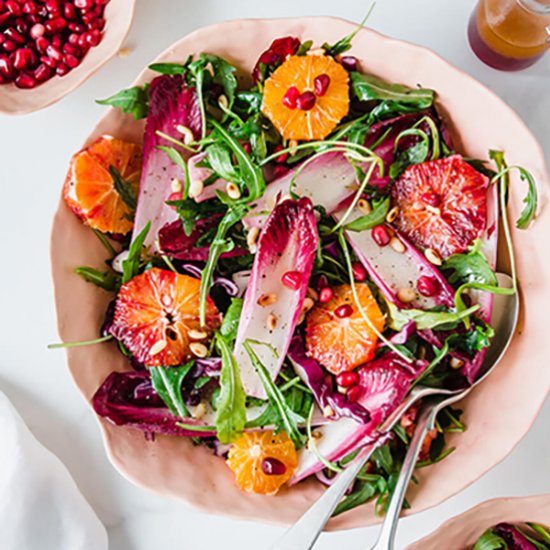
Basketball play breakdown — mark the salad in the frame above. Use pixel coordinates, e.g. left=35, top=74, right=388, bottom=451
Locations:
left=473, top=522, right=550, bottom=550
left=56, top=24, right=538, bottom=514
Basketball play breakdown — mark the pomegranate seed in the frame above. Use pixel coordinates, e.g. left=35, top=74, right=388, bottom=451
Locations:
left=40, top=54, right=57, bottom=68
left=63, top=53, right=79, bottom=68
left=0, top=54, right=15, bottom=78
left=35, top=37, right=49, bottom=53
left=4, top=27, right=25, bottom=44
left=372, top=225, right=391, bottom=247
left=273, top=144, right=288, bottom=164
left=30, top=23, right=45, bottom=39
left=261, top=457, right=287, bottom=476
left=281, top=270, right=302, bottom=290
left=296, top=91, right=316, bottom=111
left=63, top=2, right=76, bottom=19
left=74, top=0, right=94, bottom=8
left=13, top=47, right=34, bottom=70
left=85, top=29, right=101, bottom=46
left=421, top=192, right=441, bottom=207
left=22, top=1, right=37, bottom=15
left=67, top=32, right=80, bottom=44
left=313, top=274, right=329, bottom=292
left=87, top=17, right=104, bottom=30
left=5, top=1, right=22, bottom=16
left=51, top=34, right=62, bottom=47
left=2, top=38, right=17, bottom=52
left=346, top=385, right=362, bottom=403
left=314, top=74, right=330, bottom=96
left=55, top=61, right=68, bottom=76
left=282, top=86, right=300, bottom=109
left=242, top=142, right=252, bottom=154
left=15, top=72, right=36, bottom=88
left=33, top=62, right=52, bottom=82
left=334, top=304, right=353, bottom=318
left=166, top=191, right=182, bottom=209
left=46, top=44, right=62, bottom=61
left=15, top=18, right=29, bottom=35
left=63, top=42, right=81, bottom=56
left=45, top=17, right=67, bottom=34
left=336, top=371, right=359, bottom=388
left=273, top=165, right=289, bottom=178
left=416, top=275, right=439, bottom=297
left=68, top=22, right=85, bottom=32
left=340, top=56, right=358, bottom=72
left=45, top=0, right=60, bottom=14
left=352, top=262, right=367, bottom=282
left=27, top=13, right=40, bottom=23
left=319, top=287, right=333, bottom=303
left=0, top=35, right=4, bottom=46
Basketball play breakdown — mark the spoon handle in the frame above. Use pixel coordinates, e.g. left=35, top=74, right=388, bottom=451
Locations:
left=368, top=404, right=436, bottom=550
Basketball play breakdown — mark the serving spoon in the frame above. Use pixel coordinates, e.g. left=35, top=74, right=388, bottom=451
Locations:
left=272, top=273, right=518, bottom=550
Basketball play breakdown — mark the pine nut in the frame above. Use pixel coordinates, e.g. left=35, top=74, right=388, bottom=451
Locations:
left=205, top=62, right=215, bottom=76
left=307, top=287, right=319, bottom=301
left=176, top=124, right=195, bottom=145
left=303, top=297, right=315, bottom=313
left=307, top=47, right=326, bottom=56
left=289, top=139, right=298, bottom=156
left=425, top=248, right=442, bottom=266
left=297, top=311, right=306, bottom=325
left=188, top=329, right=207, bottom=340
left=149, top=340, right=167, bottom=356
left=358, top=198, right=372, bottom=215
left=258, top=293, right=278, bottom=307
left=189, top=178, right=204, bottom=199
left=192, top=402, right=207, bottom=420
left=323, top=405, right=335, bottom=417
left=226, top=182, right=241, bottom=200
left=246, top=227, right=260, bottom=253
left=386, top=206, right=399, bottom=223
left=190, top=342, right=208, bottom=358
left=397, top=287, right=417, bottom=304
left=117, top=47, right=132, bottom=58
left=450, top=357, right=465, bottom=369
left=312, top=429, right=323, bottom=440
left=390, top=236, right=406, bottom=254
left=426, top=205, right=441, bottom=216
left=267, top=313, right=278, bottom=330
left=171, top=178, right=182, bottom=192
left=218, top=94, right=228, bottom=109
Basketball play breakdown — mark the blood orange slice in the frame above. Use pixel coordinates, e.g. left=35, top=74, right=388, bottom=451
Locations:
left=226, top=430, right=298, bottom=495
left=261, top=54, right=350, bottom=141
left=64, top=136, right=142, bottom=234
left=110, top=268, right=221, bottom=367
left=305, top=284, right=385, bottom=375
left=391, top=155, right=488, bottom=258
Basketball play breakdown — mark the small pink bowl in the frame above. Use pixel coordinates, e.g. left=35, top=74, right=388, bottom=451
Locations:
left=0, top=0, right=135, bottom=116
left=51, top=17, right=550, bottom=530
left=407, top=495, right=550, bottom=549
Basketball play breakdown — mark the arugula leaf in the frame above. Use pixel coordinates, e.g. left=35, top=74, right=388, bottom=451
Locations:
left=528, top=524, right=550, bottom=544
left=389, top=135, right=430, bottom=179
left=148, top=62, right=185, bottom=75
left=75, top=266, right=118, bottom=291
left=96, top=85, right=149, bottom=119
left=121, top=222, right=150, bottom=284
left=219, top=298, right=243, bottom=343
left=203, top=54, right=238, bottom=108
left=322, top=9, right=373, bottom=57
left=109, top=165, right=137, bottom=211
left=344, top=197, right=390, bottom=232
left=206, top=142, right=239, bottom=182
left=472, top=528, right=507, bottom=550
left=214, top=335, right=247, bottom=444
left=351, top=72, right=434, bottom=109
left=235, top=91, right=263, bottom=113
left=333, top=480, right=378, bottom=516
left=387, top=300, right=481, bottom=331
left=149, top=361, right=194, bottom=418
left=443, top=239, right=498, bottom=287
left=448, top=322, right=494, bottom=355
left=243, top=340, right=305, bottom=447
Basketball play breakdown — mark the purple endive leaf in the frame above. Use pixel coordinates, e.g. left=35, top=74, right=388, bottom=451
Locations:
left=291, top=352, right=425, bottom=483
left=287, top=336, right=371, bottom=424
left=158, top=216, right=247, bottom=262
left=494, top=524, right=538, bottom=550
left=177, top=263, right=240, bottom=298
left=234, top=198, right=318, bottom=398
left=92, top=371, right=217, bottom=437
left=187, top=152, right=228, bottom=202
left=132, top=75, right=202, bottom=250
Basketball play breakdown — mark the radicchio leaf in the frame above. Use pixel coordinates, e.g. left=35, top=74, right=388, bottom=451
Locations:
left=132, top=75, right=202, bottom=250
left=234, top=198, right=318, bottom=398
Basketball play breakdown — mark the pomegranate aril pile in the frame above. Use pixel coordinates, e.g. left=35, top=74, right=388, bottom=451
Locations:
left=0, top=0, right=110, bottom=88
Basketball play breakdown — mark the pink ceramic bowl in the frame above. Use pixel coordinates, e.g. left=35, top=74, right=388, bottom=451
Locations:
left=0, top=0, right=135, bottom=116
left=407, top=495, right=550, bottom=549
left=50, top=17, right=550, bottom=530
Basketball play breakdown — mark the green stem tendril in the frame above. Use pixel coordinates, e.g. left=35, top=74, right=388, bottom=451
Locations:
left=47, top=334, right=113, bottom=350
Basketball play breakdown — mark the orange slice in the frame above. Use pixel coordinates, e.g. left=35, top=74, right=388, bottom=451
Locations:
left=110, top=268, right=221, bottom=367
left=306, top=284, right=385, bottom=375
left=226, top=430, right=298, bottom=495
left=64, top=135, right=142, bottom=234
left=261, top=54, right=350, bottom=141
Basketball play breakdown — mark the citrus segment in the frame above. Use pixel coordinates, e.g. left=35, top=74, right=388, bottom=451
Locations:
left=64, top=136, right=142, bottom=234
left=110, top=268, right=221, bottom=367
left=305, top=284, right=385, bottom=375
left=391, top=155, right=488, bottom=258
left=261, top=54, right=350, bottom=141
left=226, top=430, right=298, bottom=495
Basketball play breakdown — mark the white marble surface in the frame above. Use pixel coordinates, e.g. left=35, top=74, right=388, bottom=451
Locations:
left=1, top=1, right=549, bottom=548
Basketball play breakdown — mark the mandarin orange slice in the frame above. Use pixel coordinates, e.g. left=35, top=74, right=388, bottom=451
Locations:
left=64, top=136, right=142, bottom=234
left=261, top=54, right=350, bottom=141
left=110, top=268, right=221, bottom=367
left=226, top=430, right=298, bottom=495
left=306, top=283, right=385, bottom=375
